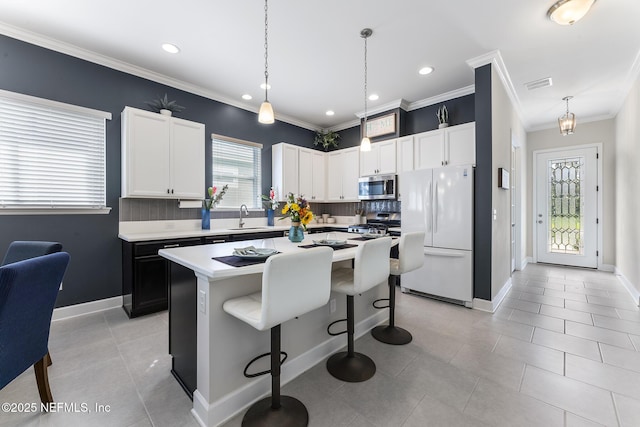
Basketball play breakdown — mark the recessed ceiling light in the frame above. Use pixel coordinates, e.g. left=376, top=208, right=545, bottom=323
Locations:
left=161, top=43, right=180, bottom=54
left=419, top=66, right=434, bottom=75
left=369, top=94, right=379, bottom=101
left=242, top=94, right=253, bottom=100
left=325, top=110, right=335, bottom=116
left=260, top=83, right=272, bottom=90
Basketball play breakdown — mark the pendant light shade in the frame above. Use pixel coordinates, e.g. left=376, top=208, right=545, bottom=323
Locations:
left=558, top=96, right=576, bottom=135
left=547, top=0, right=596, bottom=26
left=258, top=0, right=275, bottom=124
left=360, top=28, right=373, bottom=152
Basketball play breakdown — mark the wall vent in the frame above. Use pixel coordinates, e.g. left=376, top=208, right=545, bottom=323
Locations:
left=525, top=77, right=553, bottom=91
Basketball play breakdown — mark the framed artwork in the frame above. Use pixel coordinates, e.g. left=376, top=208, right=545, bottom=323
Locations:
left=365, top=113, right=396, bottom=138
left=498, top=167, right=510, bottom=190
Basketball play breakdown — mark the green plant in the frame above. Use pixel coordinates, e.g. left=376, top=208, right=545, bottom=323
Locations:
left=437, top=105, right=449, bottom=124
left=314, top=130, right=340, bottom=151
left=145, top=93, right=185, bottom=113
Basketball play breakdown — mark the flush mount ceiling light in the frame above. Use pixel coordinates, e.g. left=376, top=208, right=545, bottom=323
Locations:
left=360, top=28, right=373, bottom=152
left=258, top=0, right=274, bottom=124
left=419, top=66, right=434, bottom=75
left=161, top=43, right=180, bottom=54
left=558, top=96, right=577, bottom=135
left=547, top=0, right=596, bottom=25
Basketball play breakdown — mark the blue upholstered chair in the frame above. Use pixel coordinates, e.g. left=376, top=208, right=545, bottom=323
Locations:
left=0, top=252, right=70, bottom=403
left=1, top=241, right=63, bottom=266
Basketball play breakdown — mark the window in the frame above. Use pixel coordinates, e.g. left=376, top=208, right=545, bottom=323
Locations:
left=211, top=134, right=262, bottom=208
left=0, top=89, right=111, bottom=213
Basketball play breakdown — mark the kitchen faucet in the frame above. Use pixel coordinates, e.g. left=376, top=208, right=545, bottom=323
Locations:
left=239, top=204, right=249, bottom=228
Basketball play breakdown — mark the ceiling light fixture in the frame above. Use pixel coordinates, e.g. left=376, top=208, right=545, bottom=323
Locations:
left=369, top=94, right=379, bottom=101
left=419, top=66, right=434, bottom=75
left=558, top=96, right=576, bottom=135
left=547, top=0, right=596, bottom=25
left=242, top=94, right=252, bottom=100
left=258, top=0, right=274, bottom=124
left=360, top=28, right=373, bottom=152
left=161, top=43, right=180, bottom=54
left=325, top=110, right=335, bottom=116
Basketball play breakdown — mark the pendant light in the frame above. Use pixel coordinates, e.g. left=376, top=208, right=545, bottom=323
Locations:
left=258, top=0, right=274, bottom=124
left=547, top=0, right=596, bottom=26
left=360, top=28, right=372, bottom=152
left=558, top=96, right=577, bottom=135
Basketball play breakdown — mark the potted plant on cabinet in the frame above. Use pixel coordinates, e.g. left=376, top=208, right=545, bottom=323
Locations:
left=314, top=130, right=340, bottom=151
left=437, top=105, right=449, bottom=129
left=145, top=93, right=185, bottom=116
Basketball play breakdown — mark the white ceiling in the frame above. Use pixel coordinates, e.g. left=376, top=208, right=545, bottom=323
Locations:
left=0, top=0, right=639, bottom=132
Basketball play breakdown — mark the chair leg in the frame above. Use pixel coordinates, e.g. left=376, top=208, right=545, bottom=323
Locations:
left=45, top=351, right=52, bottom=367
left=242, top=325, right=309, bottom=427
left=326, top=295, right=376, bottom=382
left=34, top=356, right=53, bottom=404
left=371, top=275, right=413, bottom=345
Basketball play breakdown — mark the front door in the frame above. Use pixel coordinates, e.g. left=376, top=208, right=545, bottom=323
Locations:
left=535, top=147, right=598, bottom=268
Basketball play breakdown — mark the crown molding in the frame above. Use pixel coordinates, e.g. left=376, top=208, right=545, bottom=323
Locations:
left=527, top=112, right=617, bottom=133
left=407, top=85, right=475, bottom=111
left=0, top=22, right=318, bottom=131
left=611, top=47, right=640, bottom=118
left=466, top=50, right=528, bottom=128
left=353, top=99, right=410, bottom=119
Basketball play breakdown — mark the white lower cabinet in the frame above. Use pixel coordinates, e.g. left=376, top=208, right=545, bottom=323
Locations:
left=121, top=106, right=204, bottom=199
left=327, top=147, right=359, bottom=201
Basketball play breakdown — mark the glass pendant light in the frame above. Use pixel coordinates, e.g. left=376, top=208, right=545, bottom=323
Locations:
left=360, top=28, right=372, bottom=152
left=258, top=0, right=274, bottom=124
left=558, top=96, right=577, bottom=135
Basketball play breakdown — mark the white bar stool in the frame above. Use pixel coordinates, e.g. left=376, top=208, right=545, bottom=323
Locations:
left=326, top=236, right=392, bottom=382
left=223, top=247, right=333, bottom=427
left=372, top=231, right=425, bottom=345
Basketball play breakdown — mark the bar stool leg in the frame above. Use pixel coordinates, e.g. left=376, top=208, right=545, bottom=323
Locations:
left=371, top=276, right=413, bottom=345
left=242, top=325, right=309, bottom=427
left=326, top=295, right=376, bottom=382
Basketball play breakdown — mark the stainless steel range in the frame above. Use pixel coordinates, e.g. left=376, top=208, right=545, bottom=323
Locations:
left=347, top=211, right=401, bottom=235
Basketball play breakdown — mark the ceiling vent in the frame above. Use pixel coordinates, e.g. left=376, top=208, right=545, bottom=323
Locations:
left=525, top=77, right=553, bottom=91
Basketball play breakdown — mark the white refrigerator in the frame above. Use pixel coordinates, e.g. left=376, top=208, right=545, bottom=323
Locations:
left=400, top=165, right=474, bottom=306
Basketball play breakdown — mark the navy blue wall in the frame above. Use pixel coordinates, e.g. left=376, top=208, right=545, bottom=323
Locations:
left=0, top=34, right=314, bottom=307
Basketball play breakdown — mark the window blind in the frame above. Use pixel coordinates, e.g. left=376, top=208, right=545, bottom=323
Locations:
left=0, top=92, right=109, bottom=209
left=211, top=135, right=262, bottom=208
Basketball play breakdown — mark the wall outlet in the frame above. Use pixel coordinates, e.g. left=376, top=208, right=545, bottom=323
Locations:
left=330, top=298, right=336, bottom=313
left=199, top=290, right=206, bottom=314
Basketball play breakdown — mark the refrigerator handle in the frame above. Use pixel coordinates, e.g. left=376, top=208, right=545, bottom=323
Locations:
left=434, top=181, right=438, bottom=233
left=428, top=180, right=433, bottom=233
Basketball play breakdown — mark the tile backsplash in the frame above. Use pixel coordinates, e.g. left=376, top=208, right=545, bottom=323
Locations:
left=119, top=198, right=401, bottom=222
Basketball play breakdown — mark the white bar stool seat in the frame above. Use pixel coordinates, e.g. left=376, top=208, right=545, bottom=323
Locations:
left=223, top=246, right=333, bottom=427
left=326, top=236, right=392, bottom=382
left=372, top=231, right=425, bottom=345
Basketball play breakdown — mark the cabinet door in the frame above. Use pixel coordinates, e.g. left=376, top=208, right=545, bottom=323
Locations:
left=311, top=151, right=326, bottom=201
left=415, top=129, right=445, bottom=170
left=326, top=151, right=343, bottom=201
left=396, top=136, right=414, bottom=174
left=272, top=143, right=299, bottom=199
left=123, top=108, right=171, bottom=197
left=446, top=122, right=476, bottom=166
left=171, top=119, right=205, bottom=198
left=133, top=256, right=169, bottom=314
left=377, top=139, right=397, bottom=174
left=341, top=148, right=360, bottom=201
left=298, top=148, right=313, bottom=198
left=359, top=145, right=379, bottom=176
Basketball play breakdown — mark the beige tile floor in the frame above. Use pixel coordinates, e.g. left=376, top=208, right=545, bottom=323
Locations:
left=2, top=263, right=640, bottom=426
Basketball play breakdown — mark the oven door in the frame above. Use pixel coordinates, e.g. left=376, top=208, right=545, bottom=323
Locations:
left=358, top=175, right=396, bottom=200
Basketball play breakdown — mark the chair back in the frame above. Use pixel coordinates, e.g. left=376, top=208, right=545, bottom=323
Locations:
left=0, top=252, right=70, bottom=389
left=2, top=241, right=63, bottom=266
left=397, top=231, right=426, bottom=274
left=353, top=237, right=392, bottom=294
left=260, top=247, right=333, bottom=331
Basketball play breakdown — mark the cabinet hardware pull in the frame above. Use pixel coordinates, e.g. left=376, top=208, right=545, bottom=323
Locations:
left=163, top=244, right=180, bottom=248
left=211, top=240, right=226, bottom=243
left=167, top=189, right=170, bottom=194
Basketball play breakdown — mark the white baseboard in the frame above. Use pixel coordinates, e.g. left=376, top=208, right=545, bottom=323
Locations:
left=473, top=277, right=512, bottom=313
left=51, top=296, right=123, bottom=321
left=600, top=264, right=615, bottom=272
left=614, top=267, right=640, bottom=307
left=191, top=310, right=387, bottom=427
left=520, top=257, right=531, bottom=270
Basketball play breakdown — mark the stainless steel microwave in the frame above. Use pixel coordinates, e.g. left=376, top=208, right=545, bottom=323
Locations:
left=358, top=174, right=397, bottom=200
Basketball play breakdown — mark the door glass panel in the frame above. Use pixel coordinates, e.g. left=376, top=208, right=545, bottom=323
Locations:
left=547, top=157, right=583, bottom=255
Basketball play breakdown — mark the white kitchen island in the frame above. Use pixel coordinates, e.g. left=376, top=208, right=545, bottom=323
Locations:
left=158, top=232, right=391, bottom=427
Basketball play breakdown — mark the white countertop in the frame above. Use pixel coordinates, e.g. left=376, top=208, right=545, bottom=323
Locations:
left=118, top=218, right=352, bottom=242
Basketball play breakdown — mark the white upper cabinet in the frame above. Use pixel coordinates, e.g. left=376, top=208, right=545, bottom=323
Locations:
left=396, top=135, right=415, bottom=174
left=414, top=122, right=475, bottom=170
left=359, top=139, right=396, bottom=176
left=272, top=143, right=299, bottom=200
left=327, top=146, right=359, bottom=201
left=299, top=148, right=326, bottom=202
left=121, top=106, right=204, bottom=199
